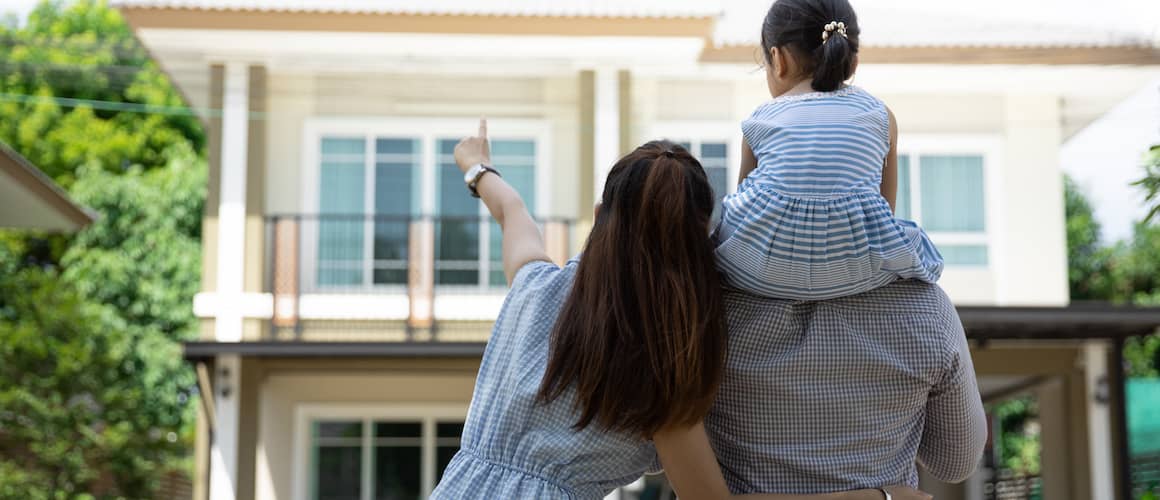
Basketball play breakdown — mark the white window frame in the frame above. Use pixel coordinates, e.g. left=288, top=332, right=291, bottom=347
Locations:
left=649, top=121, right=743, bottom=195
left=896, top=134, right=1003, bottom=268
left=301, top=117, right=552, bottom=294
left=293, top=402, right=470, bottom=500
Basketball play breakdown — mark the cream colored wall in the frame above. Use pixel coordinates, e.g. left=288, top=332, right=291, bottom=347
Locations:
left=253, top=361, right=480, bottom=500
left=263, top=72, right=581, bottom=219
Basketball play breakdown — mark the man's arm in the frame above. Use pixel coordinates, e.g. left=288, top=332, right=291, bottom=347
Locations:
left=917, top=311, right=987, bottom=483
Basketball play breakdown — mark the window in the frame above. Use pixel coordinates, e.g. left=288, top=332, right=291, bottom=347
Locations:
left=676, top=140, right=730, bottom=221
left=896, top=152, right=989, bottom=266
left=309, top=121, right=544, bottom=292
left=318, top=137, right=419, bottom=288
left=308, top=418, right=464, bottom=500
left=435, top=139, right=536, bottom=287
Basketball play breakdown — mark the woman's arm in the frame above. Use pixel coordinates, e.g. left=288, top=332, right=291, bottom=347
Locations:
left=739, top=137, right=758, bottom=185
left=654, top=422, right=930, bottom=500
left=880, top=107, right=899, bottom=212
left=454, top=119, right=551, bottom=285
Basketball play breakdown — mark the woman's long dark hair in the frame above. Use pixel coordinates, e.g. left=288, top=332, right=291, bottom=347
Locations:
left=537, top=140, right=726, bottom=438
left=761, top=0, right=860, bottom=92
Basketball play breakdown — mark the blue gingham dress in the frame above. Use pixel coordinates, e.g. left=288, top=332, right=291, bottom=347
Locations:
left=431, top=259, right=660, bottom=500
left=715, top=86, right=943, bottom=300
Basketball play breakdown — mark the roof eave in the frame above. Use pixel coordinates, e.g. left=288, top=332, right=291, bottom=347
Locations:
left=0, top=142, right=96, bottom=231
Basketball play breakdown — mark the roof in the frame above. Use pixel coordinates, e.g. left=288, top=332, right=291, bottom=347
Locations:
left=0, top=142, right=95, bottom=231
left=109, top=0, right=724, bottom=18
left=112, top=0, right=1160, bottom=49
left=182, top=303, right=1160, bottom=360
left=715, top=0, right=1160, bottom=48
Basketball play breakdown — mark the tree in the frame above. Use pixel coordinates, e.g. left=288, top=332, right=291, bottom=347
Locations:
left=1065, top=178, right=1160, bottom=377
left=1136, top=145, right=1160, bottom=223
left=0, top=0, right=203, bottom=185
left=0, top=151, right=203, bottom=498
left=0, top=1, right=205, bottom=496
left=1065, top=175, right=1116, bottom=300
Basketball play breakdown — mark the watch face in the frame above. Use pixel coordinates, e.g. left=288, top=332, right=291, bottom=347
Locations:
left=464, top=164, right=481, bottom=184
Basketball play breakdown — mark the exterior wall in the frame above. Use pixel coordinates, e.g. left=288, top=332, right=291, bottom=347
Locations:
left=253, top=359, right=480, bottom=500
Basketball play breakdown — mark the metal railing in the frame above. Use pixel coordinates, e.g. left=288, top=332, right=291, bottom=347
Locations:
left=983, top=470, right=1042, bottom=500
left=265, top=214, right=575, bottom=341
left=1132, top=452, right=1160, bottom=499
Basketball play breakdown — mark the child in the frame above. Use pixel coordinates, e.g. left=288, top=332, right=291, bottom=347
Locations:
left=715, top=0, right=943, bottom=300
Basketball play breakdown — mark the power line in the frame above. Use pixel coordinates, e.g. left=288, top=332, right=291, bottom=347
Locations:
left=0, top=91, right=235, bottom=118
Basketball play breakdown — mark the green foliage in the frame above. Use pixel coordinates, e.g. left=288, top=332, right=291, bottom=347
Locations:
left=0, top=163, right=202, bottom=497
left=0, top=1, right=205, bottom=496
left=1136, top=145, right=1160, bottom=224
left=0, top=151, right=203, bottom=498
left=1065, top=175, right=1117, bottom=301
left=0, top=254, right=191, bottom=498
left=0, top=0, right=203, bottom=185
left=1064, top=178, right=1160, bottom=377
left=991, top=397, right=1041, bottom=475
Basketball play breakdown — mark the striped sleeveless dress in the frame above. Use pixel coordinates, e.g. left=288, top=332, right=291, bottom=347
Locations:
left=715, top=86, right=943, bottom=300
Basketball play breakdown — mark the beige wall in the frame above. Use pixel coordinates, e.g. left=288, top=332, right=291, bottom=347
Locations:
left=254, top=359, right=481, bottom=500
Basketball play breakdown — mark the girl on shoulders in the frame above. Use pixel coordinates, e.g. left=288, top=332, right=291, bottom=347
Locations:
left=716, top=0, right=944, bottom=300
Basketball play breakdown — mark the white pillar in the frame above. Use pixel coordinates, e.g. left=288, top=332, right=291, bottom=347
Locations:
left=1085, top=341, right=1116, bottom=500
left=216, top=62, right=250, bottom=343
left=210, top=354, right=242, bottom=500
left=593, top=68, right=620, bottom=198
left=209, top=61, right=249, bottom=500
left=997, top=94, right=1068, bottom=306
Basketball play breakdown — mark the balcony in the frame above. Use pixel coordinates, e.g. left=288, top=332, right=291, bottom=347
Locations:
left=265, top=214, right=576, bottom=342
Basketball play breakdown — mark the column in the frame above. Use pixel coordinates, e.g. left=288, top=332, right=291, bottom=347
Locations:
left=998, top=94, right=1067, bottom=305
left=592, top=68, right=621, bottom=199
left=210, top=61, right=250, bottom=500
left=210, top=354, right=242, bottom=500
left=1036, top=377, right=1073, bottom=499
left=1085, top=341, right=1116, bottom=500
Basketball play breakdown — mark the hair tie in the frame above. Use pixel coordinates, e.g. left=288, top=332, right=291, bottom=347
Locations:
left=821, top=21, right=848, bottom=42
left=661, top=150, right=677, bottom=158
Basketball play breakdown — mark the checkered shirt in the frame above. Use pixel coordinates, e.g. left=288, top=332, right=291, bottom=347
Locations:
left=705, top=279, right=987, bottom=493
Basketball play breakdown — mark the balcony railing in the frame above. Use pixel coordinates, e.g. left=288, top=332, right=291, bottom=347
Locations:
left=265, top=214, right=576, bottom=341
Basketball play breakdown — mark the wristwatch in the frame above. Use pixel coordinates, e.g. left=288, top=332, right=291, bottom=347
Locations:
left=463, top=163, right=500, bottom=198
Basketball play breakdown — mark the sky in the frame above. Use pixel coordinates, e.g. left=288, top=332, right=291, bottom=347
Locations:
left=2, top=0, right=1158, bottom=241
left=2, top=0, right=40, bottom=23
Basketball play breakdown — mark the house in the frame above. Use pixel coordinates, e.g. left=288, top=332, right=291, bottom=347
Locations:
left=0, top=141, right=94, bottom=230
left=110, top=1, right=1160, bottom=499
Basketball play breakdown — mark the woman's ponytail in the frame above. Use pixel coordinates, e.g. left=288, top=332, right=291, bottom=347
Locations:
left=537, top=141, right=726, bottom=438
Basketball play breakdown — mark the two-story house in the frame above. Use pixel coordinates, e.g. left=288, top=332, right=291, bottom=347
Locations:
left=112, top=1, right=1160, bottom=499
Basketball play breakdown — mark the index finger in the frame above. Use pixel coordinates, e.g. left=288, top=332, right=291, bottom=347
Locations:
left=478, top=117, right=487, bottom=138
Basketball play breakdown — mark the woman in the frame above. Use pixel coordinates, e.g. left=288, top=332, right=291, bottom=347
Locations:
left=430, top=119, right=929, bottom=500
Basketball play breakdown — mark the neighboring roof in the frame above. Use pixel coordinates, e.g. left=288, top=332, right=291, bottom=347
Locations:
left=182, top=303, right=1160, bottom=360
left=109, top=0, right=724, bottom=18
left=0, top=142, right=95, bottom=231
left=716, top=0, right=1160, bottom=49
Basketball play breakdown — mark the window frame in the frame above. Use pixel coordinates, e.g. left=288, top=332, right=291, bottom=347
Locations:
left=293, top=402, right=470, bottom=500
left=302, top=118, right=552, bottom=293
left=896, top=134, right=1003, bottom=268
